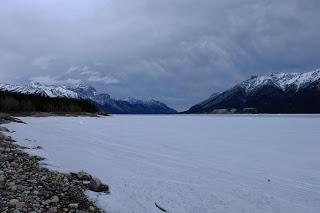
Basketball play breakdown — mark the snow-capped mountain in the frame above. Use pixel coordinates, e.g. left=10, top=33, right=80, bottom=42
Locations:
left=66, top=84, right=177, bottom=114
left=0, top=82, right=177, bottom=114
left=185, top=69, right=320, bottom=114
left=0, top=82, right=79, bottom=98
left=241, top=69, right=320, bottom=94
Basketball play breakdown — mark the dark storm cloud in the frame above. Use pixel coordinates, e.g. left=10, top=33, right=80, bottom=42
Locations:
left=0, top=0, right=320, bottom=110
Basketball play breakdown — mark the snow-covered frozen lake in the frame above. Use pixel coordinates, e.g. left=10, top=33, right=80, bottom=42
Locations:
left=5, top=115, right=320, bottom=213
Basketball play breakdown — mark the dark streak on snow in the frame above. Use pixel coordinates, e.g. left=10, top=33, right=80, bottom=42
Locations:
left=155, top=202, right=168, bottom=212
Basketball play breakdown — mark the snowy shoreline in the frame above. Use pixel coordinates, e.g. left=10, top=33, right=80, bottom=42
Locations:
left=5, top=115, right=320, bottom=213
left=0, top=115, right=107, bottom=212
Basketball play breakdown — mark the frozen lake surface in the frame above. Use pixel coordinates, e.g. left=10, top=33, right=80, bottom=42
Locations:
left=5, top=115, right=320, bottom=213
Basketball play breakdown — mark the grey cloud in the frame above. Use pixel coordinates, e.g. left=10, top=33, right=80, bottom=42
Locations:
left=29, top=76, right=82, bottom=86
left=31, top=56, right=56, bottom=70
left=63, top=65, right=120, bottom=85
left=0, top=0, right=320, bottom=110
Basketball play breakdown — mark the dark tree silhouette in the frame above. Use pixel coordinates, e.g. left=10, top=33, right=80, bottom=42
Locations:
left=0, top=91, right=101, bottom=113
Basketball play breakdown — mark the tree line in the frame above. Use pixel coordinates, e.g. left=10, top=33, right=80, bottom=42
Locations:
left=0, top=90, right=101, bottom=113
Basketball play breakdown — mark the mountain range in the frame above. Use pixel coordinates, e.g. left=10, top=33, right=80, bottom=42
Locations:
left=185, top=69, right=320, bottom=114
left=0, top=82, right=177, bottom=114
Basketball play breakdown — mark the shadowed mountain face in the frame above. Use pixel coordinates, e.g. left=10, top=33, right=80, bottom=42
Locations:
left=185, top=69, right=320, bottom=114
left=0, top=83, right=177, bottom=114
left=66, top=85, right=177, bottom=114
left=98, top=98, right=177, bottom=114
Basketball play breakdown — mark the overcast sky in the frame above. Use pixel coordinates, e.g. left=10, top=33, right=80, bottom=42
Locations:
left=1, top=0, right=320, bottom=110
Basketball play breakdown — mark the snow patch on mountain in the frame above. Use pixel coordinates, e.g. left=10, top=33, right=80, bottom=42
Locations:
left=241, top=69, right=320, bottom=93
left=122, top=97, right=164, bottom=106
left=0, top=82, right=177, bottom=114
left=185, top=68, right=320, bottom=114
left=0, top=82, right=79, bottom=98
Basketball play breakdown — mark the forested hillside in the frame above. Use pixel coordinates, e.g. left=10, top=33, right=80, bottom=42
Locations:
left=0, top=90, right=101, bottom=113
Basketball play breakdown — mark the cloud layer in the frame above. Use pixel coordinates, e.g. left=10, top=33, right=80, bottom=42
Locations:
left=0, top=0, right=320, bottom=110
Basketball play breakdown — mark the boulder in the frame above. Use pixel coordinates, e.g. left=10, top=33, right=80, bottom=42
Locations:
left=77, top=171, right=92, bottom=181
left=89, top=177, right=109, bottom=192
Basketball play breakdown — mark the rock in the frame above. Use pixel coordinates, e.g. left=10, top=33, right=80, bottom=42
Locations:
left=89, top=177, right=109, bottom=192
left=8, top=199, right=19, bottom=208
left=15, top=201, right=26, bottom=209
left=0, top=133, right=8, bottom=141
left=49, top=207, right=58, bottom=212
left=69, top=203, right=79, bottom=209
left=0, top=175, right=5, bottom=183
left=10, top=183, right=18, bottom=192
left=50, top=195, right=59, bottom=203
left=35, top=146, right=42, bottom=150
left=32, top=203, right=40, bottom=208
left=40, top=191, right=51, bottom=199
left=17, top=185, right=26, bottom=192
left=0, top=182, right=5, bottom=189
left=0, top=126, right=9, bottom=132
left=11, top=161, right=18, bottom=167
left=77, top=171, right=92, bottom=181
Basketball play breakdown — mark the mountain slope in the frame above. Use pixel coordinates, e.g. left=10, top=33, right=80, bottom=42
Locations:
left=65, top=84, right=177, bottom=114
left=99, top=97, right=177, bottom=114
left=0, top=82, right=177, bottom=114
left=0, top=82, right=78, bottom=99
left=185, top=69, right=320, bottom=114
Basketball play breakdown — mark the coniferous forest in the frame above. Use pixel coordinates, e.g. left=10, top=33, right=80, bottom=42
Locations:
left=0, top=90, right=101, bottom=113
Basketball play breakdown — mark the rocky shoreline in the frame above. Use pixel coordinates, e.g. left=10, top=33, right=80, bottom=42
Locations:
left=0, top=114, right=108, bottom=212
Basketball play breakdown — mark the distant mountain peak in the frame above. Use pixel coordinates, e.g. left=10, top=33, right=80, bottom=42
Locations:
left=0, top=82, right=177, bottom=114
left=0, top=81, right=78, bottom=98
left=28, top=81, right=43, bottom=87
left=74, top=82, right=95, bottom=90
left=240, top=69, right=320, bottom=94
left=186, top=68, right=320, bottom=114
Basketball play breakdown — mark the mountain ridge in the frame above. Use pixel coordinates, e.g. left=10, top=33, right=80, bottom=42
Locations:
left=185, top=69, right=320, bottom=114
left=0, top=82, right=177, bottom=114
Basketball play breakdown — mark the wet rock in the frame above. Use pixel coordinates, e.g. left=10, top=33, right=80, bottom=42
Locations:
left=89, top=177, right=109, bottom=192
left=77, top=171, right=92, bottom=181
